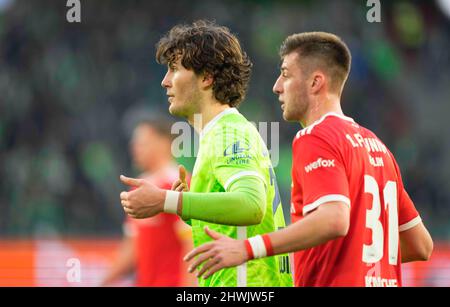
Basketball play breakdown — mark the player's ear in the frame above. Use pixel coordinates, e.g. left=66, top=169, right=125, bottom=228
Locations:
left=201, top=72, right=214, bottom=89
left=310, top=71, right=325, bottom=95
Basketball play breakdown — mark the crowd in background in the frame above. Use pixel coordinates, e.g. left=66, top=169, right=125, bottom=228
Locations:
left=1, top=0, right=449, bottom=239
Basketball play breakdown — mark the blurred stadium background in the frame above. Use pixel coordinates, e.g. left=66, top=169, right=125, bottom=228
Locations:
left=0, top=0, right=450, bottom=286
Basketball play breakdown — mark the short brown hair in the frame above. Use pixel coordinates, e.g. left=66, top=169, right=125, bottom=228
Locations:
left=280, top=32, right=351, bottom=93
left=156, top=20, right=252, bottom=108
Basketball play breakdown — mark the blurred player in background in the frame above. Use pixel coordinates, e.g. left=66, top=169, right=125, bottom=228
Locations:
left=102, top=118, right=196, bottom=286
left=119, top=20, right=292, bottom=287
left=185, top=32, right=433, bottom=287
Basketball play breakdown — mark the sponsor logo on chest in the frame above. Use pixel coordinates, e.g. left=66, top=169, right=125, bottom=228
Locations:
left=304, top=157, right=335, bottom=173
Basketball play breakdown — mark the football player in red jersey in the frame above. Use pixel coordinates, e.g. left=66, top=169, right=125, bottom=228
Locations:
left=102, top=118, right=196, bottom=286
left=185, top=32, right=433, bottom=287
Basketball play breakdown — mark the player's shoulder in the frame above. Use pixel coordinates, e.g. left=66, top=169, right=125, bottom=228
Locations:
left=209, top=109, right=250, bottom=136
left=221, top=113, right=255, bottom=135
left=201, top=108, right=241, bottom=139
left=216, top=107, right=247, bottom=126
left=212, top=110, right=261, bottom=146
left=293, top=112, right=357, bottom=146
left=355, top=124, right=392, bottom=156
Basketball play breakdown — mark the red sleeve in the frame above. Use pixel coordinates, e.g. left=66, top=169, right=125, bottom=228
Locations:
left=294, top=134, right=350, bottom=216
left=398, top=189, right=421, bottom=231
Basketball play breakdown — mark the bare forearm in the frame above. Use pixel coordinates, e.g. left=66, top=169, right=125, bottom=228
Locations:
left=269, top=203, right=349, bottom=255
left=400, top=241, right=420, bottom=263
left=400, top=223, right=433, bottom=263
left=185, top=203, right=350, bottom=279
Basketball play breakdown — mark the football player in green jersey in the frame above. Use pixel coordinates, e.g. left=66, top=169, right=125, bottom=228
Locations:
left=119, top=20, right=292, bottom=287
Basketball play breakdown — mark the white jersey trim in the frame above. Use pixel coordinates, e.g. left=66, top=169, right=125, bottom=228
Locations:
left=399, top=216, right=422, bottom=232
left=200, top=108, right=240, bottom=140
left=296, top=112, right=356, bottom=138
left=303, top=194, right=351, bottom=216
left=224, top=171, right=266, bottom=191
left=237, top=226, right=247, bottom=287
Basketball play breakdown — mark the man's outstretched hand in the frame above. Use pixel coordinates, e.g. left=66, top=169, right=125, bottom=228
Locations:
left=183, top=227, right=249, bottom=279
left=120, top=175, right=166, bottom=219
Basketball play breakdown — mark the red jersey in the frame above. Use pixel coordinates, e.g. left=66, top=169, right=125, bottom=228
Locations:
left=290, top=113, right=421, bottom=287
left=124, top=164, right=189, bottom=286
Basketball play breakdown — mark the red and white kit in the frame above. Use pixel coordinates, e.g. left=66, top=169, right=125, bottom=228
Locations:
left=290, top=113, right=421, bottom=287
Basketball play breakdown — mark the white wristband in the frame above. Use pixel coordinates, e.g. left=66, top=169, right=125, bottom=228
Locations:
left=164, top=191, right=180, bottom=214
left=247, top=235, right=267, bottom=259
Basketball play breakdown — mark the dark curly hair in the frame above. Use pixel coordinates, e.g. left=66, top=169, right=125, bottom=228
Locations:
left=156, top=20, right=252, bottom=108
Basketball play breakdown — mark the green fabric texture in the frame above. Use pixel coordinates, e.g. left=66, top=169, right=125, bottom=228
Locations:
left=186, top=108, right=293, bottom=287
left=182, top=176, right=266, bottom=225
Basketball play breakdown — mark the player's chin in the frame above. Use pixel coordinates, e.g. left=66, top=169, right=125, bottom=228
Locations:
left=168, top=103, right=182, bottom=116
left=169, top=104, right=190, bottom=119
left=282, top=110, right=293, bottom=122
left=281, top=107, right=297, bottom=121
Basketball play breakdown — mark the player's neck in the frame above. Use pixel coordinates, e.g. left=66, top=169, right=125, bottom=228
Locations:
left=302, top=93, right=343, bottom=128
left=188, top=100, right=230, bottom=133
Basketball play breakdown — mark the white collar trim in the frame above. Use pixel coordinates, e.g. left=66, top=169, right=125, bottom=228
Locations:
left=200, top=108, right=240, bottom=139
left=297, top=112, right=355, bottom=137
left=313, top=112, right=355, bottom=125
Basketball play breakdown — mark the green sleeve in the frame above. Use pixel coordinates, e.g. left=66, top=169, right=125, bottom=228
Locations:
left=181, top=176, right=266, bottom=226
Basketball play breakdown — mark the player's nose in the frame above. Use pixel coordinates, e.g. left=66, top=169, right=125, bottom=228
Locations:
left=161, top=71, right=171, bottom=88
left=273, top=77, right=282, bottom=95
